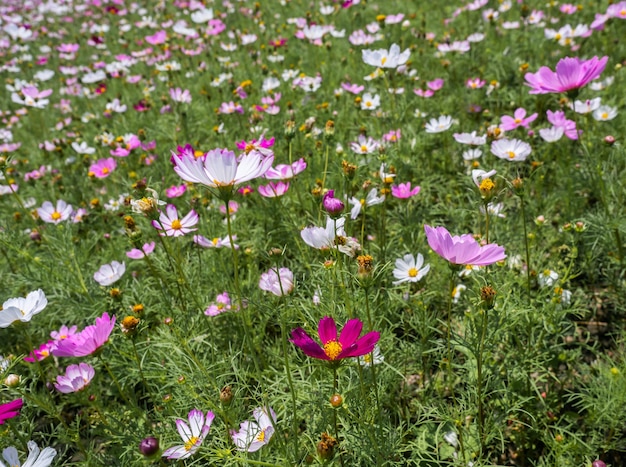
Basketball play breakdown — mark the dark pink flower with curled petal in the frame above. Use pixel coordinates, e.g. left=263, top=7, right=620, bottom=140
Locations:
left=524, top=56, right=608, bottom=94
left=424, top=225, right=506, bottom=266
left=290, top=316, right=380, bottom=361
left=52, top=312, right=116, bottom=357
left=0, top=399, right=23, bottom=425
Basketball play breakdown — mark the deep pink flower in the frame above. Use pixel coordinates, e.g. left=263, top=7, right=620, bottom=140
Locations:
left=322, top=189, right=345, bottom=215
left=290, top=316, right=380, bottom=361
left=524, top=56, right=608, bottom=94
left=89, top=157, right=117, bottom=178
left=52, top=312, right=116, bottom=357
left=424, top=225, right=506, bottom=266
left=24, top=341, right=55, bottom=362
left=391, top=183, right=421, bottom=199
left=0, top=399, right=23, bottom=425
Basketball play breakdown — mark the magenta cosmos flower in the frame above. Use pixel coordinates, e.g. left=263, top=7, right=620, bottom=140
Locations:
left=55, top=362, right=95, bottom=393
left=0, top=399, right=23, bottom=425
left=291, top=316, right=380, bottom=361
left=52, top=312, right=116, bottom=357
left=391, top=182, right=421, bottom=199
left=162, top=409, right=215, bottom=460
left=424, top=225, right=506, bottom=266
left=524, top=56, right=608, bottom=94
left=88, top=157, right=117, bottom=178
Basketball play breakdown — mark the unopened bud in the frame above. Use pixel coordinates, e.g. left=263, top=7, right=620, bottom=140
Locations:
left=139, top=437, right=160, bottom=457
left=220, top=385, right=233, bottom=405
left=480, top=286, right=497, bottom=309
left=329, top=393, right=343, bottom=408
left=120, top=315, right=140, bottom=335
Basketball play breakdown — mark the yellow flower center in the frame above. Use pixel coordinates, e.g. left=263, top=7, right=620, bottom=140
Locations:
left=479, top=178, right=495, bottom=195
left=380, top=56, right=387, bottom=66
left=323, top=340, right=343, bottom=360
left=184, top=436, right=199, bottom=451
left=244, top=143, right=254, bottom=153
left=555, top=33, right=561, bottom=40
left=507, top=151, right=516, bottom=159
left=194, top=150, right=204, bottom=158
left=171, top=219, right=182, bottom=230
left=256, top=429, right=266, bottom=442
left=51, top=211, right=62, bottom=221
left=363, top=354, right=372, bottom=363
left=102, top=167, right=109, bottom=174
left=360, top=198, right=365, bottom=206
left=408, top=268, right=418, bottom=277
left=360, top=145, right=367, bottom=152
left=514, top=118, right=521, bottom=124
left=601, top=112, right=608, bottom=119
left=470, top=83, right=477, bottom=89
left=212, top=237, right=219, bottom=245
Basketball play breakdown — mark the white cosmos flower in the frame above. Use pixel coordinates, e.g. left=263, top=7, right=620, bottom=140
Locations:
left=171, top=148, right=273, bottom=189
left=71, top=141, right=96, bottom=154
left=539, top=126, right=564, bottom=143
left=453, top=131, right=486, bottom=145
left=592, top=105, right=617, bottom=121
left=93, top=261, right=126, bottom=287
left=490, top=138, right=531, bottom=162
left=362, top=43, right=410, bottom=69
left=360, top=92, right=380, bottom=110
left=392, top=253, right=430, bottom=285
left=0, top=289, right=48, bottom=328
left=0, top=441, right=56, bottom=467
left=425, top=115, right=453, bottom=133
left=349, top=188, right=385, bottom=219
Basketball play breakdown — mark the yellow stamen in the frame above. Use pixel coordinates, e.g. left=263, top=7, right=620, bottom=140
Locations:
left=408, top=268, right=418, bottom=277
left=184, top=436, right=199, bottom=451
left=51, top=211, right=62, bottom=221
left=507, top=151, right=516, bottom=159
left=171, top=219, right=182, bottom=230
left=601, top=112, right=608, bottom=119
left=212, top=237, right=219, bottom=245
left=256, top=430, right=266, bottom=442
left=323, top=340, right=343, bottom=360
left=380, top=56, right=387, bottom=66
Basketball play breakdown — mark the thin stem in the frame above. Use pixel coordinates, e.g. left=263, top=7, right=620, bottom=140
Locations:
left=519, top=194, right=532, bottom=301
left=483, top=200, right=490, bottom=244
left=446, top=269, right=455, bottom=391
left=99, top=355, right=131, bottom=405
left=332, top=366, right=345, bottom=467
left=476, top=307, right=488, bottom=454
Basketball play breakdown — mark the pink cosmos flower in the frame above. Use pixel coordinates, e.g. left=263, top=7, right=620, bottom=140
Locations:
left=55, top=363, right=95, bottom=393
left=341, top=82, right=365, bottom=94
left=466, top=77, right=486, bottom=89
left=24, top=341, right=55, bottom=362
left=52, top=312, right=116, bottom=357
left=205, top=292, right=237, bottom=316
left=145, top=30, right=167, bottom=45
left=258, top=181, right=290, bottom=198
left=218, top=101, right=244, bottom=114
left=383, top=129, right=401, bottom=143
left=290, top=316, right=380, bottom=361
left=259, top=267, right=294, bottom=296
left=162, top=410, right=215, bottom=460
left=524, top=56, right=608, bottom=94
left=152, top=205, right=198, bottom=237
left=126, top=242, right=156, bottom=259
left=231, top=407, right=277, bottom=452
left=500, top=108, right=538, bottom=131
left=427, top=78, right=444, bottom=91
left=547, top=110, right=579, bottom=140
left=219, top=201, right=239, bottom=216
left=264, top=158, right=307, bottom=180
left=194, top=234, right=238, bottom=249
left=37, top=200, right=73, bottom=224
left=89, top=158, right=117, bottom=178
left=391, top=182, right=421, bottom=199
left=414, top=88, right=435, bottom=98
left=165, top=184, right=187, bottom=198
left=169, top=87, right=192, bottom=103
left=424, top=225, right=506, bottom=266
left=236, top=136, right=275, bottom=158
left=171, top=147, right=273, bottom=190
left=110, top=135, right=141, bottom=157
left=0, top=399, right=23, bottom=425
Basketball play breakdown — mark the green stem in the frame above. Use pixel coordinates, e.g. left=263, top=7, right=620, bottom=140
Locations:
left=99, top=355, right=131, bottom=405
left=332, top=366, right=345, bottom=467
left=519, top=194, right=532, bottom=301
left=476, top=307, right=488, bottom=454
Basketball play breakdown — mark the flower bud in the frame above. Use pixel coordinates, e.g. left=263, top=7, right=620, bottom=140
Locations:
left=4, top=374, right=20, bottom=387
left=220, top=385, right=233, bottom=406
left=604, top=135, right=615, bottom=145
left=139, top=437, right=160, bottom=457
left=322, top=190, right=344, bottom=216
left=324, top=120, right=335, bottom=140
left=592, top=461, right=607, bottom=467
left=120, top=315, right=140, bottom=335
left=480, top=286, right=497, bottom=309
left=329, top=393, right=343, bottom=408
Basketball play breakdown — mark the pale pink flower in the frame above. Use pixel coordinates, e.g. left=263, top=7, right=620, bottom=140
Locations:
left=126, top=242, right=156, bottom=259
left=162, top=410, right=215, bottom=460
left=93, top=261, right=126, bottom=286
left=55, top=363, right=95, bottom=393
left=258, top=181, right=290, bottom=198
left=152, top=205, right=198, bottom=237
left=231, top=407, right=277, bottom=452
left=37, top=200, right=73, bottom=224
left=259, top=268, right=294, bottom=296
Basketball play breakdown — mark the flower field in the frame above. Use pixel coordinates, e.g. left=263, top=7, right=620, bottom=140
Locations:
left=1, top=0, right=625, bottom=465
